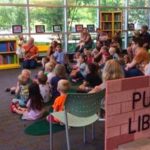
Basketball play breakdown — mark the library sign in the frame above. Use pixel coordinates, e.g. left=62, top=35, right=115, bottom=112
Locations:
left=105, top=76, right=150, bottom=150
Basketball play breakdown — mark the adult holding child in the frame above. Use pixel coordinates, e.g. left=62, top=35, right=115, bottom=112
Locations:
left=22, top=37, right=39, bottom=69
left=125, top=37, right=149, bottom=77
left=75, top=28, right=93, bottom=53
left=41, top=40, right=58, bottom=68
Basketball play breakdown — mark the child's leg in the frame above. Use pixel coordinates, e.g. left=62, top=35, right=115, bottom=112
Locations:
left=17, top=106, right=27, bottom=111
left=14, top=107, right=27, bottom=115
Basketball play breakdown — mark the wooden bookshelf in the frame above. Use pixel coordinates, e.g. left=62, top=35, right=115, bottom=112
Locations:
left=0, top=39, right=20, bottom=70
left=100, top=11, right=122, bottom=38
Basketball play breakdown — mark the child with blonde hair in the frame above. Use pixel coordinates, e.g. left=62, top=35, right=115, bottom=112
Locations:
left=11, top=72, right=32, bottom=112
left=109, top=47, right=119, bottom=60
left=6, top=69, right=32, bottom=94
left=45, top=62, right=55, bottom=84
left=13, top=83, right=44, bottom=120
left=47, top=79, right=70, bottom=123
left=51, top=64, right=67, bottom=101
left=90, top=59, right=124, bottom=93
left=89, top=60, right=124, bottom=117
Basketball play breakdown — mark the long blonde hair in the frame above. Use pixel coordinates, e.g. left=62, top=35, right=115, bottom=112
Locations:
left=102, top=59, right=124, bottom=82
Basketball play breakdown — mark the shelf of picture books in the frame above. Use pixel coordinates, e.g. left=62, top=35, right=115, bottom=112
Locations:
left=100, top=11, right=122, bottom=38
left=0, top=39, right=20, bottom=69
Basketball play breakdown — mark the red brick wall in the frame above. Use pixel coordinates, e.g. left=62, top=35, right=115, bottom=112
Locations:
left=105, top=76, right=150, bottom=150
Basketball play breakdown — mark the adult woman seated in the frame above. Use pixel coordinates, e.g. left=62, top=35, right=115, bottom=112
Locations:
left=22, top=37, right=39, bottom=69
left=75, top=28, right=93, bottom=53
left=125, top=37, right=149, bottom=77
left=42, top=40, right=58, bottom=68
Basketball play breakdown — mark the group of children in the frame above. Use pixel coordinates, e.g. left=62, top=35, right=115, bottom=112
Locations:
left=7, top=25, right=150, bottom=122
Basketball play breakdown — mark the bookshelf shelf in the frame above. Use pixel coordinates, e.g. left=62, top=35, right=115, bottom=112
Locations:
left=0, top=39, right=20, bottom=70
left=0, top=51, right=15, bottom=54
left=100, top=11, right=122, bottom=38
left=101, top=21, right=113, bottom=23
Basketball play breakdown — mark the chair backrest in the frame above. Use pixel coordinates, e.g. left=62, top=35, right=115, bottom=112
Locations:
left=64, top=90, right=105, bottom=117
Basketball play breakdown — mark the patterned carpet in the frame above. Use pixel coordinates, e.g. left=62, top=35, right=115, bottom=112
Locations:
left=0, top=68, right=104, bottom=150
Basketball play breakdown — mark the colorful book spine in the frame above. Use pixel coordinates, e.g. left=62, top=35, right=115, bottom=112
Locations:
left=7, top=56, right=11, bottom=64
left=2, top=56, right=7, bottom=64
left=10, top=42, right=14, bottom=51
left=7, top=42, right=10, bottom=52
left=0, top=55, right=3, bottom=64
left=13, top=55, right=17, bottom=64
left=0, top=43, right=7, bottom=52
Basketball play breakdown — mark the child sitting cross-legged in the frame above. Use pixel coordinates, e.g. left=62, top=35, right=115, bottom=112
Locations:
left=12, top=83, right=44, bottom=120
left=47, top=79, right=70, bottom=124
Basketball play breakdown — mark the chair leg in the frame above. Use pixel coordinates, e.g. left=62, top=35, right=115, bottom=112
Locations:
left=83, top=127, right=87, bottom=144
left=64, top=111, right=70, bottom=150
left=50, top=121, right=53, bottom=150
left=92, top=123, right=95, bottom=140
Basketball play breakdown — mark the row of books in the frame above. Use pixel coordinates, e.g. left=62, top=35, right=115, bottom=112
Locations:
left=102, top=23, right=112, bottom=30
left=102, top=14, right=112, bottom=21
left=114, top=23, right=121, bottom=30
left=0, top=55, right=18, bottom=64
left=114, top=14, right=121, bottom=21
left=0, top=41, right=16, bottom=52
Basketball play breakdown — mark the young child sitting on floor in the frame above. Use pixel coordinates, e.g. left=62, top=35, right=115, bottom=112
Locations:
left=12, top=83, right=44, bottom=120
left=6, top=69, right=32, bottom=94
left=37, top=71, right=51, bottom=103
left=47, top=79, right=70, bottom=123
left=78, top=63, right=102, bottom=92
left=53, top=43, right=66, bottom=64
left=44, top=62, right=55, bottom=85
left=11, top=70, right=32, bottom=111
left=70, top=54, right=87, bottom=82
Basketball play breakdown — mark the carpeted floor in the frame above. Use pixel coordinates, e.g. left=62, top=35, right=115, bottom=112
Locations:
left=0, top=68, right=104, bottom=150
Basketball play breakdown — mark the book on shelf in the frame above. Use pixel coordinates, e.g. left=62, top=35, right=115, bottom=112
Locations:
left=0, top=55, right=3, bottom=64
left=7, top=56, right=11, bottom=64
left=0, top=55, right=17, bottom=64
left=3, top=56, right=7, bottom=64
left=0, top=42, right=7, bottom=52
left=13, top=55, right=17, bottom=64
left=103, top=23, right=112, bottom=30
left=102, top=14, right=112, bottom=21
left=7, top=42, right=15, bottom=52
left=114, top=14, right=121, bottom=22
left=114, top=23, right=121, bottom=30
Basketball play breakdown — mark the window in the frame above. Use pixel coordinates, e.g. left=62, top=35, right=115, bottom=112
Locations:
left=129, top=0, right=150, bottom=7
left=100, top=0, right=124, bottom=7
left=128, top=9, right=150, bottom=29
left=30, top=7, right=64, bottom=32
left=29, top=0, right=63, bottom=6
left=68, top=0, right=97, bottom=6
left=0, top=0, right=27, bottom=4
left=68, top=8, right=97, bottom=32
left=0, top=6, right=27, bottom=34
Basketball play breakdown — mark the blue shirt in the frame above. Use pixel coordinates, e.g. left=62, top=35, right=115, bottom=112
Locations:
left=53, top=51, right=65, bottom=64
